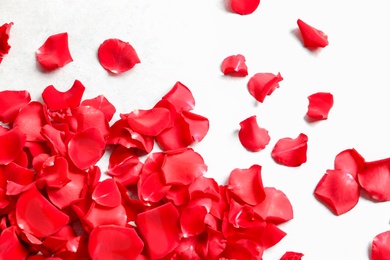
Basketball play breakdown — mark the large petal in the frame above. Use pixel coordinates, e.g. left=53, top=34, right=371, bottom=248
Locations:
left=334, top=148, right=365, bottom=179
left=248, top=72, right=283, bottom=103
left=126, top=107, right=170, bottom=136
left=0, top=127, right=26, bottom=165
left=161, top=81, right=195, bottom=112
left=238, top=115, right=270, bottom=152
left=0, top=226, right=29, bottom=260
left=271, top=133, right=308, bottom=167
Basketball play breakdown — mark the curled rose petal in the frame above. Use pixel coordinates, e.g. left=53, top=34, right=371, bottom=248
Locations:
left=13, top=101, right=48, bottom=141
left=156, top=114, right=193, bottom=150
left=0, top=90, right=31, bottom=124
left=306, top=92, right=334, bottom=121
left=314, top=169, right=360, bottom=215
left=0, top=226, right=29, bottom=260
left=92, top=179, right=121, bottom=208
left=182, top=111, right=209, bottom=143
left=238, top=115, right=270, bottom=152
left=161, top=81, right=195, bottom=112
left=98, top=38, right=140, bottom=74
left=280, top=251, right=304, bottom=260
left=37, top=156, right=70, bottom=189
left=371, top=231, right=390, bottom=260
left=42, top=80, right=85, bottom=111
left=0, top=22, right=13, bottom=63
left=0, top=127, right=26, bottom=165
left=297, top=19, right=329, bottom=49
left=248, top=72, right=283, bottom=103
left=271, top=133, right=308, bottom=167
left=126, top=107, right=170, bottom=136
left=221, top=54, right=248, bottom=76
left=36, top=32, right=73, bottom=70
left=334, top=148, right=365, bottom=179
left=230, top=0, right=260, bottom=15
left=81, top=95, right=116, bottom=122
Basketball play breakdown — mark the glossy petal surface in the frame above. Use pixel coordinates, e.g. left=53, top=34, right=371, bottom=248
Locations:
left=248, top=72, right=283, bottom=103
left=126, top=107, right=170, bottom=136
left=92, top=179, right=121, bottom=208
left=271, top=133, right=308, bottom=167
left=371, top=231, right=390, bottom=260
left=297, top=19, right=329, bottom=48
left=0, top=127, right=26, bottom=165
left=238, top=115, right=270, bottom=152
left=0, top=90, right=31, bottom=123
left=306, top=92, right=334, bottom=120
left=221, top=54, right=248, bottom=76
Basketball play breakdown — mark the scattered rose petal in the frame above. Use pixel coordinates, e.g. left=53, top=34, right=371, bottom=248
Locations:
left=0, top=127, right=26, bottom=165
left=261, top=222, right=287, bottom=249
left=125, top=107, right=170, bottom=136
left=42, top=80, right=85, bottom=111
left=238, top=115, right=270, bottom=152
left=37, top=156, right=70, bottom=189
left=161, top=81, right=195, bottom=112
left=81, top=95, right=116, bottom=122
left=13, top=101, right=48, bottom=141
left=156, top=114, right=193, bottom=150
left=0, top=226, right=29, bottom=259
left=280, top=251, right=304, bottom=260
left=0, top=22, right=13, bottom=63
left=371, top=231, right=390, bottom=260
left=84, top=203, right=127, bottom=231
left=182, top=111, right=209, bottom=143
left=248, top=72, right=283, bottom=103
left=306, top=92, right=334, bottom=121
left=297, top=19, right=329, bottom=49
left=92, top=179, right=121, bottom=208
left=0, top=90, right=31, bottom=124
left=36, top=32, right=73, bottom=70
left=98, top=38, right=140, bottom=74
left=334, top=148, right=365, bottom=179
left=221, top=54, right=248, bottom=76
left=230, top=0, right=260, bottom=15
left=271, top=133, right=308, bottom=167
left=74, top=106, right=110, bottom=137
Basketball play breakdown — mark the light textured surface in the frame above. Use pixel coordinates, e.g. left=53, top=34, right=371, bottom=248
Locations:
left=1, top=1, right=390, bottom=259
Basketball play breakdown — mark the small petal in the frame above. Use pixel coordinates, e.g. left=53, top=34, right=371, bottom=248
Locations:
left=238, top=115, right=270, bottom=152
left=306, top=92, right=334, bottom=120
left=161, top=81, right=195, bottom=112
left=74, top=106, right=110, bottom=137
left=260, top=222, right=287, bottom=249
left=248, top=72, right=283, bottom=103
left=371, top=231, right=390, bottom=260
left=126, top=107, right=170, bottom=136
left=0, top=22, right=13, bottom=63
left=230, top=0, right=260, bottom=15
left=0, top=90, right=31, bottom=123
left=280, top=251, right=304, bottom=260
left=0, top=127, right=26, bottom=165
left=42, top=80, right=85, bottom=111
left=271, top=133, right=308, bottom=167
left=221, top=54, right=248, bottom=76
left=297, top=19, right=329, bottom=49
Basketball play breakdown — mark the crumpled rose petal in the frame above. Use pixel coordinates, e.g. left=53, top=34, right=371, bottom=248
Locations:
left=221, top=54, right=248, bottom=76
left=297, top=19, right=329, bottom=49
left=280, top=251, right=304, bottom=260
left=13, top=101, right=48, bottom=141
left=238, top=115, right=270, bottom=152
left=36, top=32, right=73, bottom=70
left=88, top=225, right=144, bottom=260
left=42, top=80, right=85, bottom=111
left=248, top=72, right=283, bottom=103
left=0, top=226, right=29, bottom=260
left=81, top=95, right=116, bottom=122
left=306, top=92, right=334, bottom=121
left=136, top=203, right=181, bottom=259
left=0, top=127, right=26, bottom=165
left=125, top=107, right=170, bottom=136
left=230, top=0, right=260, bottom=15
left=98, top=38, right=140, bottom=74
left=0, top=90, right=31, bottom=124
left=334, top=148, right=365, bottom=179
left=271, top=133, right=308, bottom=167
left=37, top=156, right=70, bottom=189
left=371, top=230, right=390, bottom=260
left=0, top=22, right=13, bottom=63
left=92, top=179, right=121, bottom=208
left=314, top=169, right=360, bottom=215
left=161, top=81, right=195, bottom=112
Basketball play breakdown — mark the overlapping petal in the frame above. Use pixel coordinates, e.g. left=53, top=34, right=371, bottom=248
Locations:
left=271, top=133, right=308, bottom=167
left=248, top=72, right=283, bottom=103
left=238, top=115, right=270, bottom=152
left=221, top=54, right=248, bottom=76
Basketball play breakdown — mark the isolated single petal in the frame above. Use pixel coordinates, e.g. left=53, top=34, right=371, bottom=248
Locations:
left=161, top=81, right=195, bottom=112
left=0, top=22, right=13, bottom=63
left=221, top=54, right=248, bottom=76
left=231, top=0, right=260, bottom=15
left=84, top=203, right=127, bottom=230
left=248, top=72, right=283, bottom=103
left=280, top=251, right=304, bottom=260
left=42, top=80, right=85, bottom=111
left=371, top=231, right=390, bottom=260
left=0, top=127, right=26, bottom=165
left=92, top=179, right=121, bottom=208
left=126, top=107, right=170, bottom=136
left=0, top=90, right=31, bottom=123
left=271, top=133, right=308, bottom=167
left=98, top=38, right=140, bottom=74
left=239, top=115, right=270, bottom=152
left=74, top=106, right=110, bottom=137
left=36, top=32, right=73, bottom=70
left=297, top=19, right=329, bottom=48
left=306, top=92, right=334, bottom=120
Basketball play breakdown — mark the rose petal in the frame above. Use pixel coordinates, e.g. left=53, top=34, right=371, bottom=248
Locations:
left=371, top=231, right=390, bottom=260
left=138, top=171, right=170, bottom=203
left=230, top=0, right=260, bottom=15
left=280, top=251, right=304, bottom=260
left=334, top=148, right=365, bottom=179
left=188, top=176, right=220, bottom=201
left=0, top=90, right=31, bottom=124
left=228, top=199, right=263, bottom=228
left=306, top=92, right=334, bottom=120
left=314, top=169, right=360, bottom=215
left=238, top=115, right=270, bottom=152
left=40, top=125, right=67, bottom=156
left=0, top=22, right=13, bottom=63
left=81, top=95, right=116, bottom=122
left=42, top=80, right=85, bottom=111
left=156, top=113, right=193, bottom=150
left=297, top=19, right=329, bottom=49
left=126, top=107, right=170, bottom=136
left=161, top=81, right=195, bottom=112
left=92, top=179, right=121, bottom=208
left=0, top=226, right=29, bottom=260
left=260, top=222, right=287, bottom=249
left=182, top=111, right=209, bottom=143
left=74, top=106, right=110, bottom=137
left=0, top=127, right=26, bottom=165
left=180, top=205, right=208, bottom=237
left=136, top=203, right=181, bottom=259
left=36, top=32, right=73, bottom=70
left=248, top=72, right=283, bottom=103
left=37, top=156, right=70, bottom=189
left=358, top=158, right=390, bottom=201
left=153, top=99, right=177, bottom=129
left=88, top=225, right=144, bottom=259
left=98, top=38, right=140, bottom=74
left=271, top=133, right=308, bottom=167
left=221, top=54, right=248, bottom=76
left=84, top=203, right=127, bottom=231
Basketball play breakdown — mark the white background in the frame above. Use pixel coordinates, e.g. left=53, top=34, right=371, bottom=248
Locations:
left=1, top=1, right=390, bottom=259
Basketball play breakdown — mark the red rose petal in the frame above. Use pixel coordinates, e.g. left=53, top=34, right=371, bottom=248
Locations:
left=0, top=127, right=26, bottom=165
left=161, top=81, right=195, bottom=112
left=238, top=115, right=270, bottom=152
left=156, top=113, right=193, bottom=150
left=221, top=54, right=248, bottom=76
left=334, top=148, right=365, bottom=179
left=297, top=19, right=329, bottom=49
left=84, top=203, right=127, bottom=231
left=98, top=38, right=140, bottom=74
left=306, top=92, right=334, bottom=121
left=261, top=222, right=287, bottom=249
left=271, top=133, right=308, bottom=167
left=92, top=179, right=121, bottom=208
left=16, top=186, right=69, bottom=238
left=280, top=251, right=304, bottom=260
left=0, top=226, right=29, bottom=260
left=37, top=156, right=70, bottom=189
left=42, top=80, right=85, bottom=111
left=182, top=111, right=209, bottom=143
left=180, top=205, right=208, bottom=237
left=230, top=0, right=260, bottom=15
left=228, top=199, right=263, bottom=228
left=223, top=238, right=263, bottom=259
left=136, top=203, right=181, bottom=258
left=248, top=72, right=283, bottom=103
left=68, top=127, right=105, bottom=170
left=371, top=231, right=390, bottom=260
left=88, top=225, right=144, bottom=259
left=81, top=95, right=116, bottom=122
left=0, top=22, right=13, bottom=63
left=314, top=169, right=360, bottom=215
left=126, top=107, right=170, bottom=136
left=0, top=90, right=31, bottom=124
left=36, top=32, right=73, bottom=70
left=74, top=106, right=110, bottom=137
left=153, top=99, right=177, bottom=129
left=138, top=171, right=170, bottom=203
left=228, top=164, right=265, bottom=205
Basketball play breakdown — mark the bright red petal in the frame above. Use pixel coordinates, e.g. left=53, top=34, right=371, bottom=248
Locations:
left=180, top=205, right=208, bottom=237
left=13, top=101, right=48, bottom=141
left=37, top=156, right=70, bottom=189
left=126, top=107, right=170, bottom=136
left=81, top=95, right=116, bottom=122
left=358, top=158, right=390, bottom=201
left=98, top=38, right=140, bottom=74
left=161, top=81, right=195, bottom=112
left=156, top=114, right=193, bottom=150
left=248, top=72, right=283, bottom=103
left=74, top=106, right=110, bottom=137
left=306, top=92, right=334, bottom=120
left=0, top=22, right=13, bottom=63
left=334, top=148, right=365, bottom=179
left=280, top=251, right=304, bottom=260
left=92, top=179, right=121, bottom=208
left=221, top=54, right=248, bottom=76
left=138, top=171, right=170, bottom=203
left=42, top=80, right=85, bottom=111
left=260, top=222, right=287, bottom=249
left=371, top=231, right=390, bottom=260
left=271, top=133, right=308, bottom=167
left=182, top=111, right=209, bottom=143
left=36, top=32, right=73, bottom=70
left=297, top=19, right=329, bottom=48
left=0, top=90, right=31, bottom=123
left=230, top=0, right=260, bottom=15
left=238, top=115, right=270, bottom=152
left=0, top=226, right=29, bottom=260
left=0, top=127, right=26, bottom=165
left=84, top=203, right=127, bottom=230
left=314, top=169, right=360, bottom=215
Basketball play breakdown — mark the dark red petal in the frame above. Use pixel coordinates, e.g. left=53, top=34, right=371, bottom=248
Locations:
left=42, top=80, right=85, bottom=111
left=182, top=111, right=209, bottom=143
left=297, top=19, right=329, bottom=48
left=228, top=164, right=265, bottom=205
left=0, top=90, right=31, bottom=123
left=14, top=101, right=48, bottom=141
left=36, top=32, right=73, bottom=70
left=314, top=169, right=359, bottom=215
left=136, top=203, right=181, bottom=258
left=271, top=133, right=308, bottom=167
left=371, top=231, right=390, bottom=260
left=68, top=128, right=105, bottom=170
left=98, top=38, right=140, bottom=74
left=248, top=72, right=283, bottom=103
left=0, top=22, right=13, bottom=63
left=88, top=225, right=144, bottom=259
left=156, top=113, right=193, bottom=150
left=74, top=106, right=110, bottom=137
left=180, top=205, right=207, bottom=237
left=358, top=158, right=390, bottom=201
left=16, top=186, right=69, bottom=238
left=92, top=179, right=121, bottom=208
left=81, top=95, right=116, bottom=122
left=37, top=156, right=70, bottom=189
left=306, top=92, right=334, bottom=120
left=0, top=127, right=26, bottom=165
left=334, top=148, right=365, bottom=179
left=126, top=107, right=170, bottom=136
left=238, top=115, right=270, bottom=152
left=230, top=0, right=260, bottom=15
left=221, top=54, right=248, bottom=76
left=84, top=203, right=127, bottom=230
left=161, top=81, right=195, bottom=112
left=280, top=251, right=304, bottom=260
left=0, top=226, right=29, bottom=260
